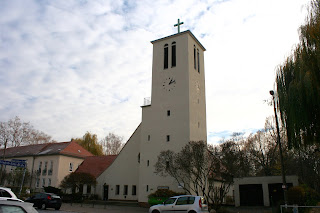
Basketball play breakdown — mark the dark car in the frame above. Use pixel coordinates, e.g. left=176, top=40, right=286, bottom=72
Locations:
left=25, top=193, right=61, bottom=210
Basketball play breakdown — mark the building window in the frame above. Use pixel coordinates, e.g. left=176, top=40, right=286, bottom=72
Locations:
left=87, top=185, right=91, bottom=194
left=42, top=178, right=45, bottom=187
left=197, top=49, right=200, bottom=73
left=38, top=162, right=42, bottom=174
left=171, top=42, right=176, bottom=67
left=48, top=161, right=53, bottom=175
left=164, top=44, right=168, bottom=69
left=124, top=185, right=128, bottom=195
left=147, top=160, right=150, bottom=167
left=42, top=161, right=47, bottom=176
left=116, top=185, right=120, bottom=195
left=198, top=122, right=200, bottom=128
left=146, top=185, right=149, bottom=192
left=36, top=178, right=40, bottom=188
left=166, top=161, right=170, bottom=170
left=148, top=135, right=150, bottom=141
left=132, top=185, right=137, bottom=195
left=69, top=163, right=73, bottom=172
left=167, top=110, right=170, bottom=116
left=138, top=153, right=140, bottom=163
left=166, top=135, right=170, bottom=142
left=194, top=45, right=197, bottom=69
left=48, top=178, right=51, bottom=187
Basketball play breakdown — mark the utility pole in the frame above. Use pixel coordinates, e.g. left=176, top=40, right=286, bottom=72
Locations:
left=270, top=90, right=288, bottom=205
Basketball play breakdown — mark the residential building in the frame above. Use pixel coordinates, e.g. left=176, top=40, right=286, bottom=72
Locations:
left=0, top=140, right=93, bottom=191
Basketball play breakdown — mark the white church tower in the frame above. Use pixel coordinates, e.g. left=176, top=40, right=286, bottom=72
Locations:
left=96, top=23, right=207, bottom=204
left=138, top=27, right=207, bottom=201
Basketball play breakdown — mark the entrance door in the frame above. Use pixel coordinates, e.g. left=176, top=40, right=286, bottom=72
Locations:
left=103, top=185, right=109, bottom=200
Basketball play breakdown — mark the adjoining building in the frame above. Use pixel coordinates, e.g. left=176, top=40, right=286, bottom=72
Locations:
left=234, top=176, right=299, bottom=207
left=0, top=140, right=93, bottom=191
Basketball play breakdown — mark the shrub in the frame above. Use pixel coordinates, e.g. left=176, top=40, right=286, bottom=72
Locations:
left=287, top=186, right=305, bottom=205
left=148, top=189, right=181, bottom=198
left=287, top=185, right=320, bottom=206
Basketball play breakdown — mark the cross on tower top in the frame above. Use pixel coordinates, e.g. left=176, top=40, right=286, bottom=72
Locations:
left=174, top=19, right=184, bottom=33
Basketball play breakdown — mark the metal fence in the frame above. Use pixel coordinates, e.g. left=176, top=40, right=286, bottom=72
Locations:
left=280, top=204, right=320, bottom=213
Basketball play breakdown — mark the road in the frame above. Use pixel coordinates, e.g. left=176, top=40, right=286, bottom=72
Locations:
left=37, top=203, right=148, bottom=213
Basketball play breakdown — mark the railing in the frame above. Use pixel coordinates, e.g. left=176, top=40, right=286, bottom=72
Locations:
left=280, top=205, right=320, bottom=213
left=143, top=97, right=151, bottom=106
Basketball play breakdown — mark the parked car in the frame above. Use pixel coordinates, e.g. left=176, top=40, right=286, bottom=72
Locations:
left=0, top=200, right=38, bottom=213
left=0, top=187, right=23, bottom=202
left=149, top=195, right=209, bottom=213
left=25, top=193, right=62, bottom=210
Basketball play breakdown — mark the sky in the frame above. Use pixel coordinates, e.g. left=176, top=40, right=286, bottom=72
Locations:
left=0, top=0, right=309, bottom=145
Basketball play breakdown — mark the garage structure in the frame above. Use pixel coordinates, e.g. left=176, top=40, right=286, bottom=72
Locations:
left=234, top=176, right=298, bottom=207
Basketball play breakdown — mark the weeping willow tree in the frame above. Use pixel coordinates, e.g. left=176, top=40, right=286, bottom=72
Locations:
left=276, top=0, right=320, bottom=148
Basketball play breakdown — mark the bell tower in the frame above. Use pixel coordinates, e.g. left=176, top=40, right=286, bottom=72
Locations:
left=138, top=27, right=207, bottom=202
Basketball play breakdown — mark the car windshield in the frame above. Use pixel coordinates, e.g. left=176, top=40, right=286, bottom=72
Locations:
left=164, top=198, right=176, bottom=205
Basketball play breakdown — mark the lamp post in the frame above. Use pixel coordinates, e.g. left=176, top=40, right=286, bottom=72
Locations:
left=270, top=90, right=288, bottom=205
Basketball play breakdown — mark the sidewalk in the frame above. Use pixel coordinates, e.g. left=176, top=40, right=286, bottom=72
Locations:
left=60, top=203, right=148, bottom=213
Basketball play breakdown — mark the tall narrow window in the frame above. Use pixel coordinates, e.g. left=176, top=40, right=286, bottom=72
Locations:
left=148, top=135, right=150, bottom=141
left=146, top=185, right=149, bottom=192
left=194, top=46, right=197, bottom=69
left=38, top=162, right=42, bottom=174
left=147, top=160, right=150, bottom=167
left=124, top=185, right=128, bottom=195
left=166, top=135, right=170, bottom=142
left=167, top=110, right=171, bottom=116
left=132, top=185, right=137, bottom=195
left=69, top=163, right=73, bottom=172
left=164, top=44, right=168, bottom=69
left=116, top=185, right=120, bottom=195
left=197, top=49, right=200, bottom=73
left=171, top=42, right=176, bottom=67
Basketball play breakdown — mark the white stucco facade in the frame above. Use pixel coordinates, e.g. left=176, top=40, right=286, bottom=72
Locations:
left=97, top=31, right=207, bottom=203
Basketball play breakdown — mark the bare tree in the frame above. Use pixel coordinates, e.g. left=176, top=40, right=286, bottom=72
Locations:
left=101, top=133, right=124, bottom=155
left=0, top=116, right=53, bottom=148
left=155, top=141, right=233, bottom=211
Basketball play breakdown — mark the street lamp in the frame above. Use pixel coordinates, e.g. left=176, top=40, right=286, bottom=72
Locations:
left=270, top=90, right=288, bottom=205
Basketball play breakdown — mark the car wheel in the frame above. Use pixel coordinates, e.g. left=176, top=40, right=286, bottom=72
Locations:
left=152, top=210, right=160, bottom=213
left=188, top=211, right=197, bottom=213
left=41, top=203, right=46, bottom=210
left=55, top=206, right=61, bottom=210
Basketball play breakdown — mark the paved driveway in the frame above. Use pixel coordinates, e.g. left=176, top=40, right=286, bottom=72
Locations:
left=60, top=203, right=148, bottom=213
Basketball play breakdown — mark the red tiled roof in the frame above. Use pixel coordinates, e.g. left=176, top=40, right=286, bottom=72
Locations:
left=75, top=155, right=117, bottom=178
left=0, top=141, right=93, bottom=158
left=61, top=140, right=93, bottom=158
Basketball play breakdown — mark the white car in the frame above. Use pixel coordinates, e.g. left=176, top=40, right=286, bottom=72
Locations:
left=0, top=200, right=38, bottom=213
left=0, top=187, right=23, bottom=202
left=149, top=195, right=209, bottom=213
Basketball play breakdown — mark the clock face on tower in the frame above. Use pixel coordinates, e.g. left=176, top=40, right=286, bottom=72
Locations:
left=162, top=77, right=176, bottom=92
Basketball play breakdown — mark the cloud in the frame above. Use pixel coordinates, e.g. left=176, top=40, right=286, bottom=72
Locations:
left=0, top=0, right=309, bottom=145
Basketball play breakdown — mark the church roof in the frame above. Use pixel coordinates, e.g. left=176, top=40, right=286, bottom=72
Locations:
left=151, top=30, right=206, bottom=51
left=0, top=141, right=93, bottom=159
left=75, top=155, right=117, bottom=178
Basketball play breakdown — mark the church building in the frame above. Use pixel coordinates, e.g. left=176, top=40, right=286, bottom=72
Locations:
left=96, top=24, right=207, bottom=204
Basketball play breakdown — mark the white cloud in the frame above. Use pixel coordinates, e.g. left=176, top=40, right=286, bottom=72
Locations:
left=0, top=0, right=309, bottom=145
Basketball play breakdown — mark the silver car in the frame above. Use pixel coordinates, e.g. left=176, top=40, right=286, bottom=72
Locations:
left=0, top=200, right=38, bottom=213
left=149, top=195, right=209, bottom=213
